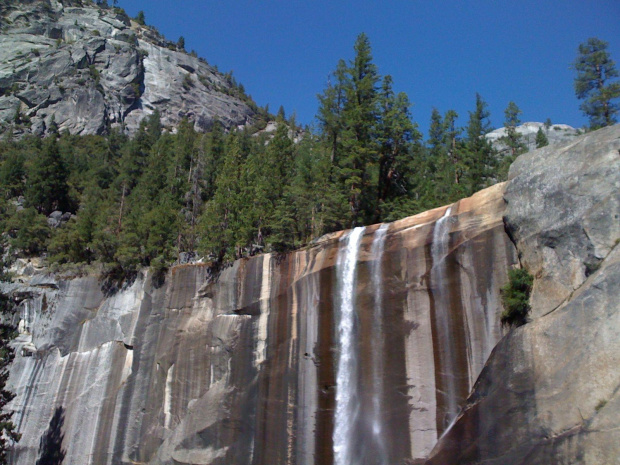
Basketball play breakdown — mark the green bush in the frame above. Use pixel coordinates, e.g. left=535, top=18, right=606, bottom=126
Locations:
left=6, top=207, right=50, bottom=256
left=182, top=73, right=193, bottom=90
left=500, top=267, right=534, bottom=327
left=595, top=399, right=607, bottom=412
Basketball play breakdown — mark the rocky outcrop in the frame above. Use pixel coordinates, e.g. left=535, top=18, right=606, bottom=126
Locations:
left=486, top=122, right=580, bottom=154
left=0, top=0, right=256, bottom=136
left=424, top=124, right=620, bottom=464
left=504, top=125, right=620, bottom=316
left=5, top=182, right=517, bottom=464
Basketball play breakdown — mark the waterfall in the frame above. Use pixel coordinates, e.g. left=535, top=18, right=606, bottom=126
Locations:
left=430, top=206, right=459, bottom=430
left=333, top=226, right=365, bottom=465
left=370, top=223, right=389, bottom=464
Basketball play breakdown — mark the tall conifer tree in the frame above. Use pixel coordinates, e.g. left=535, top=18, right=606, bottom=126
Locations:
left=376, top=75, right=420, bottom=220
left=462, top=93, right=495, bottom=194
left=337, top=33, right=380, bottom=225
left=498, top=101, right=527, bottom=179
left=26, top=136, right=70, bottom=215
left=573, top=38, right=620, bottom=129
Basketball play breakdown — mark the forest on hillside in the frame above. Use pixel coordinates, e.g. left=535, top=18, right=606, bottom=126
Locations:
left=0, top=33, right=617, bottom=287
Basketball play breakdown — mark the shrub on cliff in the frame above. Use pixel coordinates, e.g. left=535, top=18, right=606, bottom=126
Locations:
left=500, top=268, right=533, bottom=327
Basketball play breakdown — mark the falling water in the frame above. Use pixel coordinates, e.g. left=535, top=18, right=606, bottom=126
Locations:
left=333, top=226, right=365, bottom=465
left=430, top=206, right=459, bottom=430
left=370, top=223, right=389, bottom=464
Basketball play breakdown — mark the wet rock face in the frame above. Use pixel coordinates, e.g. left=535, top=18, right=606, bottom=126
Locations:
left=425, top=125, right=620, bottom=465
left=0, top=0, right=255, bottom=136
left=6, top=183, right=516, bottom=464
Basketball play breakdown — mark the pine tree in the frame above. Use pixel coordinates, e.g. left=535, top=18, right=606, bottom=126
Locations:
left=25, top=136, right=70, bottom=215
left=427, top=108, right=445, bottom=157
left=338, top=33, right=380, bottom=225
left=498, top=101, right=527, bottom=179
left=200, top=122, right=225, bottom=200
left=376, top=75, right=420, bottom=220
left=501, top=102, right=527, bottom=156
left=169, top=117, right=196, bottom=197
left=271, top=135, right=347, bottom=248
left=535, top=127, right=549, bottom=148
left=277, top=105, right=286, bottom=120
left=135, top=10, right=145, bottom=25
left=443, top=110, right=461, bottom=187
left=140, top=194, right=179, bottom=265
left=462, top=94, right=495, bottom=194
left=317, top=59, right=348, bottom=163
left=423, top=109, right=448, bottom=203
left=573, top=38, right=620, bottom=129
left=114, top=116, right=156, bottom=234
left=425, top=108, right=460, bottom=195
left=199, top=132, right=248, bottom=260
left=0, top=148, right=25, bottom=198
left=6, top=207, right=50, bottom=256
left=238, top=125, right=290, bottom=250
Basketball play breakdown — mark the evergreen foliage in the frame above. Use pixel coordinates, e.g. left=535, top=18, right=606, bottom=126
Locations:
left=500, top=268, right=534, bottom=327
left=498, top=101, right=527, bottom=179
left=0, top=270, right=20, bottom=462
left=6, top=208, right=50, bottom=256
left=135, top=10, right=145, bottom=25
left=453, top=94, right=497, bottom=196
left=535, top=127, right=549, bottom=148
left=25, top=136, right=70, bottom=215
left=0, top=34, right=521, bottom=282
left=573, top=38, right=620, bottom=129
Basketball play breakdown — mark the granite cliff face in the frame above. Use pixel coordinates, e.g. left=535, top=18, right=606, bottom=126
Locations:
left=5, top=182, right=517, bottom=464
left=425, top=124, right=620, bottom=465
left=4, top=125, right=619, bottom=465
left=0, top=0, right=256, bottom=136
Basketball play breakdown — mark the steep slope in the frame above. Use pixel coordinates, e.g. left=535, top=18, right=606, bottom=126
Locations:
left=0, top=0, right=256, bottom=136
left=425, top=124, right=620, bottom=464
left=5, top=182, right=517, bottom=464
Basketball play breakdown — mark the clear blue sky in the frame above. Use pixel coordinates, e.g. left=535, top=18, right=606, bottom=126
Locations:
left=119, top=0, right=620, bottom=137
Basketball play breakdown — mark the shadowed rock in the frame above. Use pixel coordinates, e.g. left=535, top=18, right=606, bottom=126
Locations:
left=36, top=406, right=65, bottom=465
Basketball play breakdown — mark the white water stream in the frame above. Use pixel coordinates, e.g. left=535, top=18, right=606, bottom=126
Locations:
left=430, top=206, right=459, bottom=429
left=333, top=226, right=365, bottom=465
left=370, top=223, right=389, bottom=464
